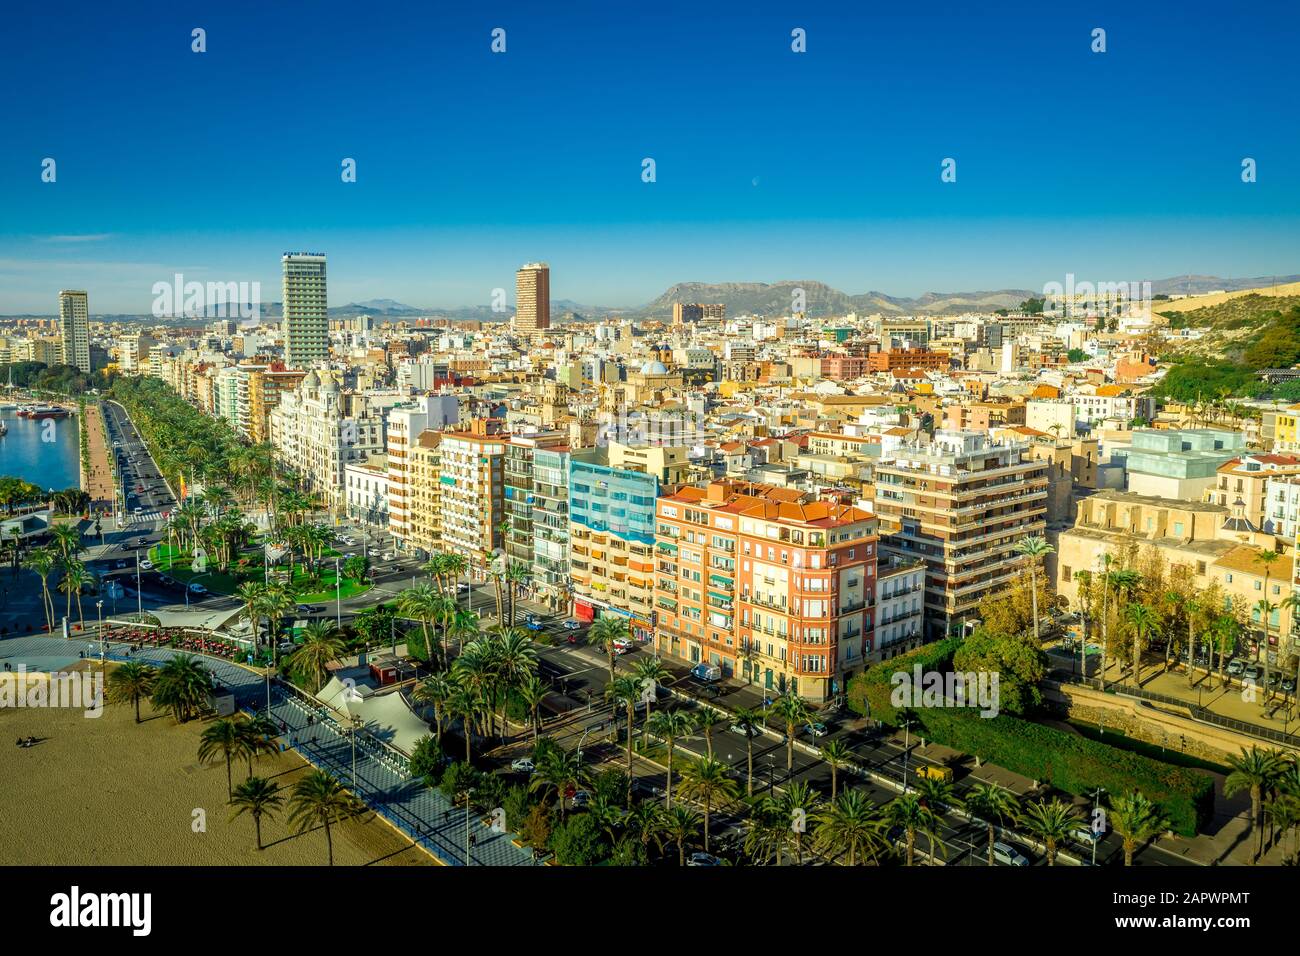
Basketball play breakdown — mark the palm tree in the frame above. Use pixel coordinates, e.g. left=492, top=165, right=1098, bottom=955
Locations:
left=777, top=781, right=819, bottom=864
left=397, top=583, right=440, bottom=665
left=411, top=673, right=454, bottom=740
left=441, top=552, right=469, bottom=608
left=505, top=562, right=530, bottom=625
left=287, top=621, right=345, bottom=692
left=1013, top=536, right=1054, bottom=643
left=662, top=806, right=701, bottom=865
left=606, top=676, right=641, bottom=804
left=1256, top=599, right=1279, bottom=698
left=743, top=797, right=790, bottom=866
left=589, top=615, right=630, bottom=685
left=1018, top=797, right=1080, bottom=866
left=768, top=692, right=812, bottom=774
left=59, top=561, right=91, bottom=630
left=813, top=789, right=889, bottom=865
left=1226, top=746, right=1288, bottom=862
left=228, top=776, right=283, bottom=850
left=647, top=709, right=694, bottom=808
left=731, top=706, right=764, bottom=797
left=691, top=707, right=719, bottom=758
left=446, top=684, right=482, bottom=762
left=105, top=659, right=157, bottom=723
left=1211, top=612, right=1240, bottom=688
left=1073, top=569, right=1093, bottom=677
left=631, top=656, right=669, bottom=726
left=677, top=758, right=739, bottom=852
left=517, top=673, right=547, bottom=745
left=151, top=654, right=212, bottom=723
left=237, top=713, right=280, bottom=778
left=286, top=769, right=367, bottom=866
left=235, top=581, right=266, bottom=649
left=49, top=522, right=82, bottom=566
left=1108, top=790, right=1167, bottom=866
left=530, top=747, right=590, bottom=824
left=963, top=782, right=1020, bottom=867
left=1123, top=602, right=1158, bottom=687
left=887, top=792, right=944, bottom=866
left=820, top=739, right=853, bottom=798
left=198, top=718, right=248, bottom=798
left=23, top=547, right=57, bottom=632
left=626, top=802, right=666, bottom=859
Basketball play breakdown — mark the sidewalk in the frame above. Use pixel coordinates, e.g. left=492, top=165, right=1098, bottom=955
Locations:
left=80, top=402, right=115, bottom=511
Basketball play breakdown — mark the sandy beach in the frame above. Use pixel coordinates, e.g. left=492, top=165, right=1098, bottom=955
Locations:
left=0, top=664, right=434, bottom=866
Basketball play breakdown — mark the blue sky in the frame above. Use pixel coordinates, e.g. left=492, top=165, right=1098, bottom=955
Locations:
left=2, top=0, right=1298, bottom=313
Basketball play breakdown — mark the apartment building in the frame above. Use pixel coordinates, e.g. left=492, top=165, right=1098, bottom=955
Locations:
left=504, top=431, right=569, bottom=573
left=58, top=290, right=91, bottom=374
left=282, top=253, right=329, bottom=367
left=247, top=364, right=307, bottom=444
left=672, top=303, right=725, bottom=325
left=345, top=459, right=390, bottom=526
left=531, top=445, right=572, bottom=611
left=267, top=371, right=386, bottom=515
left=1123, top=429, right=1246, bottom=501
left=872, top=555, right=927, bottom=661
left=867, top=347, right=949, bottom=373
left=568, top=446, right=661, bottom=638
left=387, top=397, right=461, bottom=548
left=652, top=480, right=881, bottom=702
left=438, top=418, right=508, bottom=575
left=874, top=431, right=1049, bottom=639
left=514, top=262, right=550, bottom=335
left=1205, top=455, right=1300, bottom=534
left=403, top=431, right=444, bottom=556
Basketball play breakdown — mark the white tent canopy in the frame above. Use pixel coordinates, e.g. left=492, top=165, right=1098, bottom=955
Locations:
left=314, top=677, right=430, bottom=754
left=110, top=604, right=244, bottom=633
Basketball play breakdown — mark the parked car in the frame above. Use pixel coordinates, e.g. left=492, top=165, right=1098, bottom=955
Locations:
left=691, top=663, right=722, bottom=682
left=804, top=721, right=828, bottom=738
left=730, top=723, right=759, bottom=738
left=686, top=852, right=722, bottom=866
left=1227, top=659, right=1245, bottom=676
left=992, top=841, right=1030, bottom=866
left=510, top=758, right=535, bottom=774
left=1285, top=677, right=1298, bottom=694
left=613, top=637, right=635, bottom=653
left=1244, top=663, right=1263, bottom=682
left=569, top=790, right=591, bottom=809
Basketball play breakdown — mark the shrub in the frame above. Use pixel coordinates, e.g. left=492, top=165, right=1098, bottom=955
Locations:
left=549, top=813, right=608, bottom=866
left=409, top=734, right=445, bottom=787
left=503, top=783, right=532, bottom=832
left=846, top=637, right=962, bottom=725
left=917, top=708, right=1212, bottom=836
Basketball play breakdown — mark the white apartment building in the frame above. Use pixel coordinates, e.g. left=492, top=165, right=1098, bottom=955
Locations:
left=345, top=460, right=390, bottom=527
left=386, top=395, right=460, bottom=546
left=268, top=371, right=385, bottom=515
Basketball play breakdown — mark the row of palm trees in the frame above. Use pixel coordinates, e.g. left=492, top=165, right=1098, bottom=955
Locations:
left=1224, top=745, right=1300, bottom=863
left=23, top=523, right=91, bottom=632
left=105, top=653, right=216, bottom=724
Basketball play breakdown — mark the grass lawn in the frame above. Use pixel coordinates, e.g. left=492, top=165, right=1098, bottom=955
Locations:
left=150, top=542, right=372, bottom=602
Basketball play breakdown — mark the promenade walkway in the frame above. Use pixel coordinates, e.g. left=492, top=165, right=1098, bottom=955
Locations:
left=0, top=634, right=539, bottom=867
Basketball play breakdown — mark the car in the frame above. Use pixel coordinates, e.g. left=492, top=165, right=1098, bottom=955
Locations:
left=686, top=852, right=722, bottom=866
left=690, top=662, right=722, bottom=682
left=915, top=764, right=953, bottom=782
left=525, top=620, right=545, bottom=632
left=698, top=683, right=722, bottom=699
left=132, top=507, right=143, bottom=514
left=1268, top=671, right=1283, bottom=688
left=1072, top=825, right=1103, bottom=846
left=188, top=582, right=208, bottom=595
left=1285, top=677, right=1298, bottom=694
left=510, top=757, right=535, bottom=774
left=139, top=559, right=154, bottom=571
left=613, top=637, right=635, bottom=652
left=561, top=619, right=582, bottom=630
left=297, top=604, right=321, bottom=613
left=456, top=582, right=471, bottom=594
left=1243, top=663, right=1263, bottom=682
left=569, top=790, right=591, bottom=809
left=382, top=551, right=396, bottom=561
left=804, top=722, right=828, bottom=738
left=730, top=723, right=759, bottom=738
left=1227, top=659, right=1245, bottom=676
left=114, top=559, right=128, bottom=569
left=992, top=841, right=1030, bottom=866
left=632, top=779, right=666, bottom=799
left=368, top=548, right=381, bottom=557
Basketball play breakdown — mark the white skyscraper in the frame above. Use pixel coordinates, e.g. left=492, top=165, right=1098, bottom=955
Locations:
left=58, top=290, right=91, bottom=374
left=282, top=253, right=328, bottom=367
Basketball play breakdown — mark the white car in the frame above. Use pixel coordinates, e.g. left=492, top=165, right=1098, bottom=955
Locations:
left=992, top=841, right=1030, bottom=866
left=686, top=852, right=722, bottom=866
left=382, top=551, right=395, bottom=561
left=510, top=757, right=535, bottom=774
left=139, top=559, right=154, bottom=571
left=613, top=637, right=636, bottom=654
left=561, top=619, right=582, bottom=630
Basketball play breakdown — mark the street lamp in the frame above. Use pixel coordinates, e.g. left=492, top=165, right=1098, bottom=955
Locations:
left=96, top=600, right=105, bottom=673
left=1089, top=786, right=1107, bottom=867
left=900, top=716, right=918, bottom=792
left=335, top=556, right=342, bottom=628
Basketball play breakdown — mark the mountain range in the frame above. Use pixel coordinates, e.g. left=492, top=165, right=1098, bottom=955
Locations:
left=6, top=274, right=1299, bottom=322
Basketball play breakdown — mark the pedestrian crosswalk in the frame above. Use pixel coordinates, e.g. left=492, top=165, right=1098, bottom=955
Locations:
left=125, top=511, right=164, bottom=524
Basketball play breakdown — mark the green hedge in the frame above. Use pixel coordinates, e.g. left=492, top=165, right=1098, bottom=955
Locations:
left=917, top=709, right=1213, bottom=836
left=846, top=639, right=1213, bottom=835
left=846, top=637, right=962, bottom=725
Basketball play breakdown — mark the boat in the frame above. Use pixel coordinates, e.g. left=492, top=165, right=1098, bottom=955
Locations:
left=15, top=405, right=71, bottom=419
left=0, top=422, right=7, bottom=436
